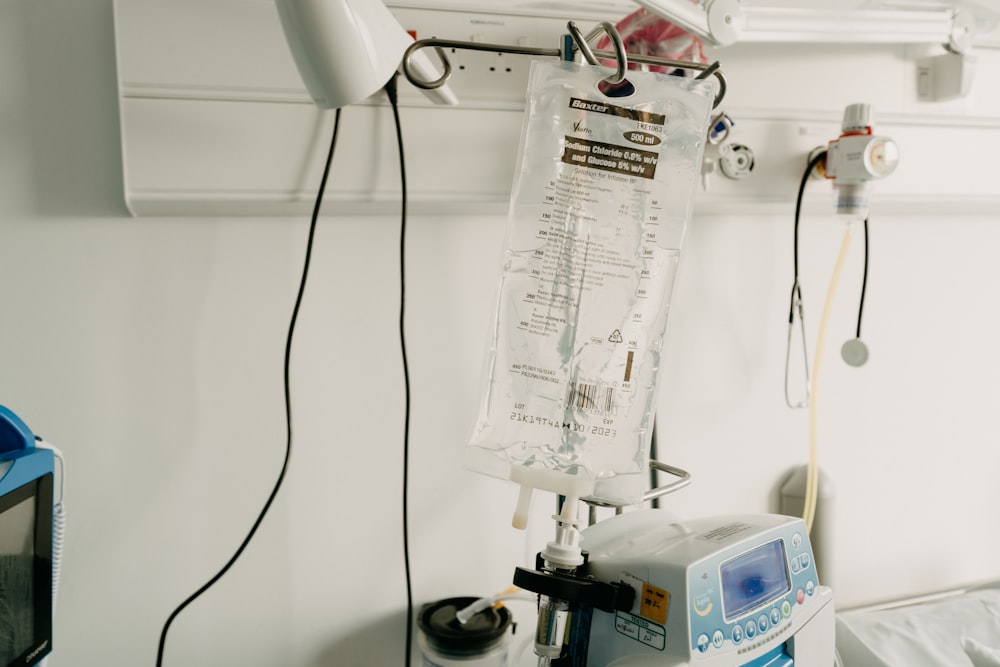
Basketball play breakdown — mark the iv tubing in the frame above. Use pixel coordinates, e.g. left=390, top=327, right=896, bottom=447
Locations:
left=804, top=224, right=854, bottom=534
left=456, top=591, right=537, bottom=625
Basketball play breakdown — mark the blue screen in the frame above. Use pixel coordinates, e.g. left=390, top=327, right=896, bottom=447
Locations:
left=720, top=540, right=790, bottom=621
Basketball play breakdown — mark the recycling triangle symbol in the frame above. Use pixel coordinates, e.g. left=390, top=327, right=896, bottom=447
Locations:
left=608, top=329, right=624, bottom=343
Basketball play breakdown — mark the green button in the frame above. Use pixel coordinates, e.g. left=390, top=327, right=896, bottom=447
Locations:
left=782, top=600, right=792, bottom=618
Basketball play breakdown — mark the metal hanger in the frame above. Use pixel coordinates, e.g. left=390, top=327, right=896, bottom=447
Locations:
left=401, top=20, right=727, bottom=108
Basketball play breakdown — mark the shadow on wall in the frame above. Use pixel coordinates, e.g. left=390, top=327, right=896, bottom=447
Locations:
left=311, top=609, right=408, bottom=667
left=24, top=0, right=128, bottom=218
left=769, top=465, right=800, bottom=515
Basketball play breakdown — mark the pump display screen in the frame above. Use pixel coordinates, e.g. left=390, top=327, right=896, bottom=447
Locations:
left=720, top=540, right=790, bottom=621
left=0, top=490, right=35, bottom=666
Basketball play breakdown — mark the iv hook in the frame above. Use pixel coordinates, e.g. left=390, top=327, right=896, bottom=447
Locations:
left=401, top=23, right=728, bottom=109
left=566, top=21, right=628, bottom=86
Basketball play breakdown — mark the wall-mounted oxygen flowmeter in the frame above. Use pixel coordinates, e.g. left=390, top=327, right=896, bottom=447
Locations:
left=818, top=103, right=900, bottom=217
left=789, top=102, right=897, bottom=391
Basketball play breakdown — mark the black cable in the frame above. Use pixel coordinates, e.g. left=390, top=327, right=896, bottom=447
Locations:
left=789, top=151, right=828, bottom=324
left=856, top=217, right=869, bottom=339
left=790, top=151, right=871, bottom=341
left=155, top=109, right=342, bottom=667
left=383, top=76, right=414, bottom=667
left=649, top=419, right=659, bottom=509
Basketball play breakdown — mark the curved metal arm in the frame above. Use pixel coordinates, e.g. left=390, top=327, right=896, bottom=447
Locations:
left=643, top=460, right=692, bottom=503
left=581, top=460, right=692, bottom=508
left=401, top=22, right=727, bottom=109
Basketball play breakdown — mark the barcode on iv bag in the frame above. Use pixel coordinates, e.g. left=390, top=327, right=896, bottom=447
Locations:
left=569, top=382, right=616, bottom=415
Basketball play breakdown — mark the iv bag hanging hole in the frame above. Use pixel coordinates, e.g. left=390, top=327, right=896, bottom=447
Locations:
left=841, top=338, right=869, bottom=367
left=567, top=20, right=634, bottom=98
left=598, top=78, right=636, bottom=97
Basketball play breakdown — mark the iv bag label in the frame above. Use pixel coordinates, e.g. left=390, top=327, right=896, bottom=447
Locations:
left=569, top=97, right=666, bottom=125
left=562, top=136, right=660, bottom=179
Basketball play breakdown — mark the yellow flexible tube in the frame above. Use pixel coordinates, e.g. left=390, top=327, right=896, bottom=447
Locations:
left=804, top=224, right=854, bottom=534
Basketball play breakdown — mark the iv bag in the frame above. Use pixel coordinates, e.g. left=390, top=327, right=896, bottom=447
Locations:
left=466, top=60, right=714, bottom=506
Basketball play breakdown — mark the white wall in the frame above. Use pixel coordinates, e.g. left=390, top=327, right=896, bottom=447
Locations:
left=2, top=1, right=1000, bottom=666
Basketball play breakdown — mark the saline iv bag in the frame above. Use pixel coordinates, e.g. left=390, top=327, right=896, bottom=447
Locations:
left=465, top=60, right=715, bottom=515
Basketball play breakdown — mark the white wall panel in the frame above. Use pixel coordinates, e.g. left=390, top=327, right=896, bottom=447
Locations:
left=113, top=0, right=1000, bottom=216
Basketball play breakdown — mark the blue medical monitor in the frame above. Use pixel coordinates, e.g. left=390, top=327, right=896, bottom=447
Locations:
left=0, top=407, right=54, bottom=667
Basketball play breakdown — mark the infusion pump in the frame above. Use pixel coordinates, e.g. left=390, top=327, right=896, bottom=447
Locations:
left=518, top=510, right=835, bottom=666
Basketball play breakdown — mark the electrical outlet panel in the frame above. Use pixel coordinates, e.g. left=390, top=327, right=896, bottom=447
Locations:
left=113, top=0, right=1000, bottom=216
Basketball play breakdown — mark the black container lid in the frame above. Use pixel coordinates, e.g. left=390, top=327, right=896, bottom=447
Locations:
left=417, top=596, right=513, bottom=655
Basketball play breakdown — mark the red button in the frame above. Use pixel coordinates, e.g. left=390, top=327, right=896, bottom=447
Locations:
left=796, top=589, right=805, bottom=604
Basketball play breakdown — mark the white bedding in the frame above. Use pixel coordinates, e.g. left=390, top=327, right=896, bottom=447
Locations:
left=836, top=585, right=1000, bottom=667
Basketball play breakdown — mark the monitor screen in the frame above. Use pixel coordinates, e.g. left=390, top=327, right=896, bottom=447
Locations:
left=0, top=474, right=52, bottom=667
left=720, top=539, right=790, bottom=621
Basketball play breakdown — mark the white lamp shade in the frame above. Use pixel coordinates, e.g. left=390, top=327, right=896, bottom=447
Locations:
left=276, top=0, right=413, bottom=109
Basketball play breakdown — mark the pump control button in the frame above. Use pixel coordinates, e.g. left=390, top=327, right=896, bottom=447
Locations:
left=712, top=630, right=724, bottom=648
left=697, top=634, right=710, bottom=653
left=745, top=621, right=757, bottom=639
left=796, top=589, right=805, bottom=604
left=758, top=615, right=769, bottom=633
left=732, top=625, right=744, bottom=644
left=807, top=581, right=816, bottom=596
left=770, top=608, right=781, bottom=626
left=782, top=600, right=792, bottom=617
